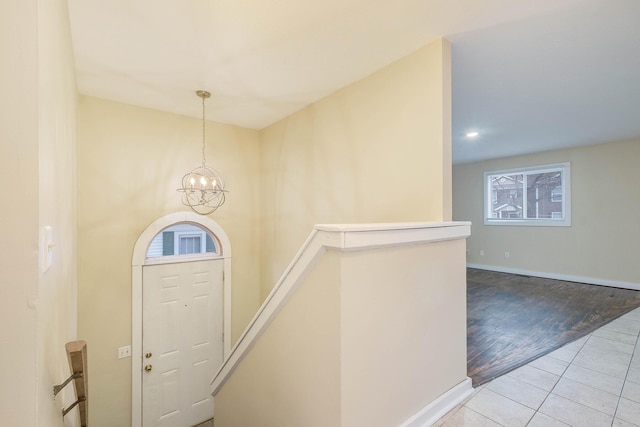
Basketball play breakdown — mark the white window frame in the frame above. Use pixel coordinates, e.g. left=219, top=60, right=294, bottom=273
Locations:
left=484, top=162, right=571, bottom=227
left=175, top=231, right=206, bottom=255
left=146, top=223, right=220, bottom=259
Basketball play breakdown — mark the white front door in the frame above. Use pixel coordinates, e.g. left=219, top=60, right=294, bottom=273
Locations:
left=142, top=258, right=224, bottom=427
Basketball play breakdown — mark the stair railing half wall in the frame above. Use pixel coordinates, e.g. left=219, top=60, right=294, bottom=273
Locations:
left=211, top=221, right=472, bottom=395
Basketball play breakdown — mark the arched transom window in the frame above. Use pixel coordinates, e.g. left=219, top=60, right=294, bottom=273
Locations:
left=146, top=223, right=220, bottom=259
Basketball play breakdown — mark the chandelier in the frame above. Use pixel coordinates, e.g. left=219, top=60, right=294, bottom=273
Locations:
left=177, top=90, right=227, bottom=215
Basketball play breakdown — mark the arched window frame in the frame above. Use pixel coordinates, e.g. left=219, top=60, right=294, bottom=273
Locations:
left=144, top=222, right=223, bottom=264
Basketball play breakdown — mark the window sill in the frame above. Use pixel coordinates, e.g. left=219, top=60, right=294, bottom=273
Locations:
left=484, top=219, right=571, bottom=227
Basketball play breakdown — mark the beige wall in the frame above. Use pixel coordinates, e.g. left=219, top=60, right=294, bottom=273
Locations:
left=77, top=97, right=261, bottom=426
left=37, top=0, right=80, bottom=425
left=259, top=39, right=452, bottom=299
left=0, top=0, right=78, bottom=426
left=0, top=1, right=39, bottom=425
left=453, top=139, right=640, bottom=285
left=214, top=238, right=468, bottom=427
left=214, top=251, right=342, bottom=427
left=340, top=241, right=467, bottom=426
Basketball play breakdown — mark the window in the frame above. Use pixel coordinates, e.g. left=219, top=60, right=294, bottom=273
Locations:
left=146, top=223, right=219, bottom=258
left=484, top=163, right=571, bottom=226
left=179, top=234, right=202, bottom=254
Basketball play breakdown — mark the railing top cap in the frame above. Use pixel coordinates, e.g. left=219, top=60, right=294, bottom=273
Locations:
left=314, top=221, right=471, bottom=233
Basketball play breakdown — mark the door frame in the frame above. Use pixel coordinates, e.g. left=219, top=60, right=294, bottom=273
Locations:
left=131, top=211, right=232, bottom=427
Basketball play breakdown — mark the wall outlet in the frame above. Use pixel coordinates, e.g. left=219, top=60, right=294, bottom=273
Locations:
left=479, top=250, right=485, bottom=256
left=504, top=251, right=510, bottom=259
left=118, top=345, right=131, bottom=359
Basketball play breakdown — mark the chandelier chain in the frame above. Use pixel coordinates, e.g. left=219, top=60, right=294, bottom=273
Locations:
left=201, top=93, right=206, bottom=167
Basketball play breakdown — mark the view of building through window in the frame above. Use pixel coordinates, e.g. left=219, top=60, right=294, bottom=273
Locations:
left=146, top=223, right=218, bottom=258
left=484, top=163, right=570, bottom=226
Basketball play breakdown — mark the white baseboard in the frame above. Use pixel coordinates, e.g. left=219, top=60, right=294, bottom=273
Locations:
left=466, top=263, right=640, bottom=291
left=399, top=377, right=473, bottom=427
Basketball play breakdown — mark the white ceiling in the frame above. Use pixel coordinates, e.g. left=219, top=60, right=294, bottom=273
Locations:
left=67, top=0, right=640, bottom=164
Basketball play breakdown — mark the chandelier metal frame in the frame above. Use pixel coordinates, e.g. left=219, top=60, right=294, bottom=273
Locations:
left=177, top=90, right=227, bottom=215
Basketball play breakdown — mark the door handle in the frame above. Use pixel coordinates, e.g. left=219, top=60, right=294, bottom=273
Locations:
left=145, top=364, right=152, bottom=372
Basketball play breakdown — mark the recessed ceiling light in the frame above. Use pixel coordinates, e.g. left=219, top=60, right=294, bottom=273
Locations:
left=466, top=131, right=479, bottom=138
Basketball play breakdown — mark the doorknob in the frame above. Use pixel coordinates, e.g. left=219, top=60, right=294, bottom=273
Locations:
left=144, top=364, right=152, bottom=372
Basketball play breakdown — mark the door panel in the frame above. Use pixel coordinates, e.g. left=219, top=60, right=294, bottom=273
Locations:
left=142, top=259, right=223, bottom=427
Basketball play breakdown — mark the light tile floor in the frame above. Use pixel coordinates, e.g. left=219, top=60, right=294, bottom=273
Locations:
left=435, top=307, right=640, bottom=427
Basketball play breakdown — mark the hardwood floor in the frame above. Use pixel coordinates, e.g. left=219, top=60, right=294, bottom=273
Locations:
left=467, top=268, right=640, bottom=386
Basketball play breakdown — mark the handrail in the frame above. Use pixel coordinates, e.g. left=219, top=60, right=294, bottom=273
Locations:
left=53, top=340, right=89, bottom=426
left=210, top=221, right=471, bottom=395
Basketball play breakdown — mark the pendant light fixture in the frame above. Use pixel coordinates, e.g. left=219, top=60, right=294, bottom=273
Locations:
left=177, top=90, right=227, bottom=215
